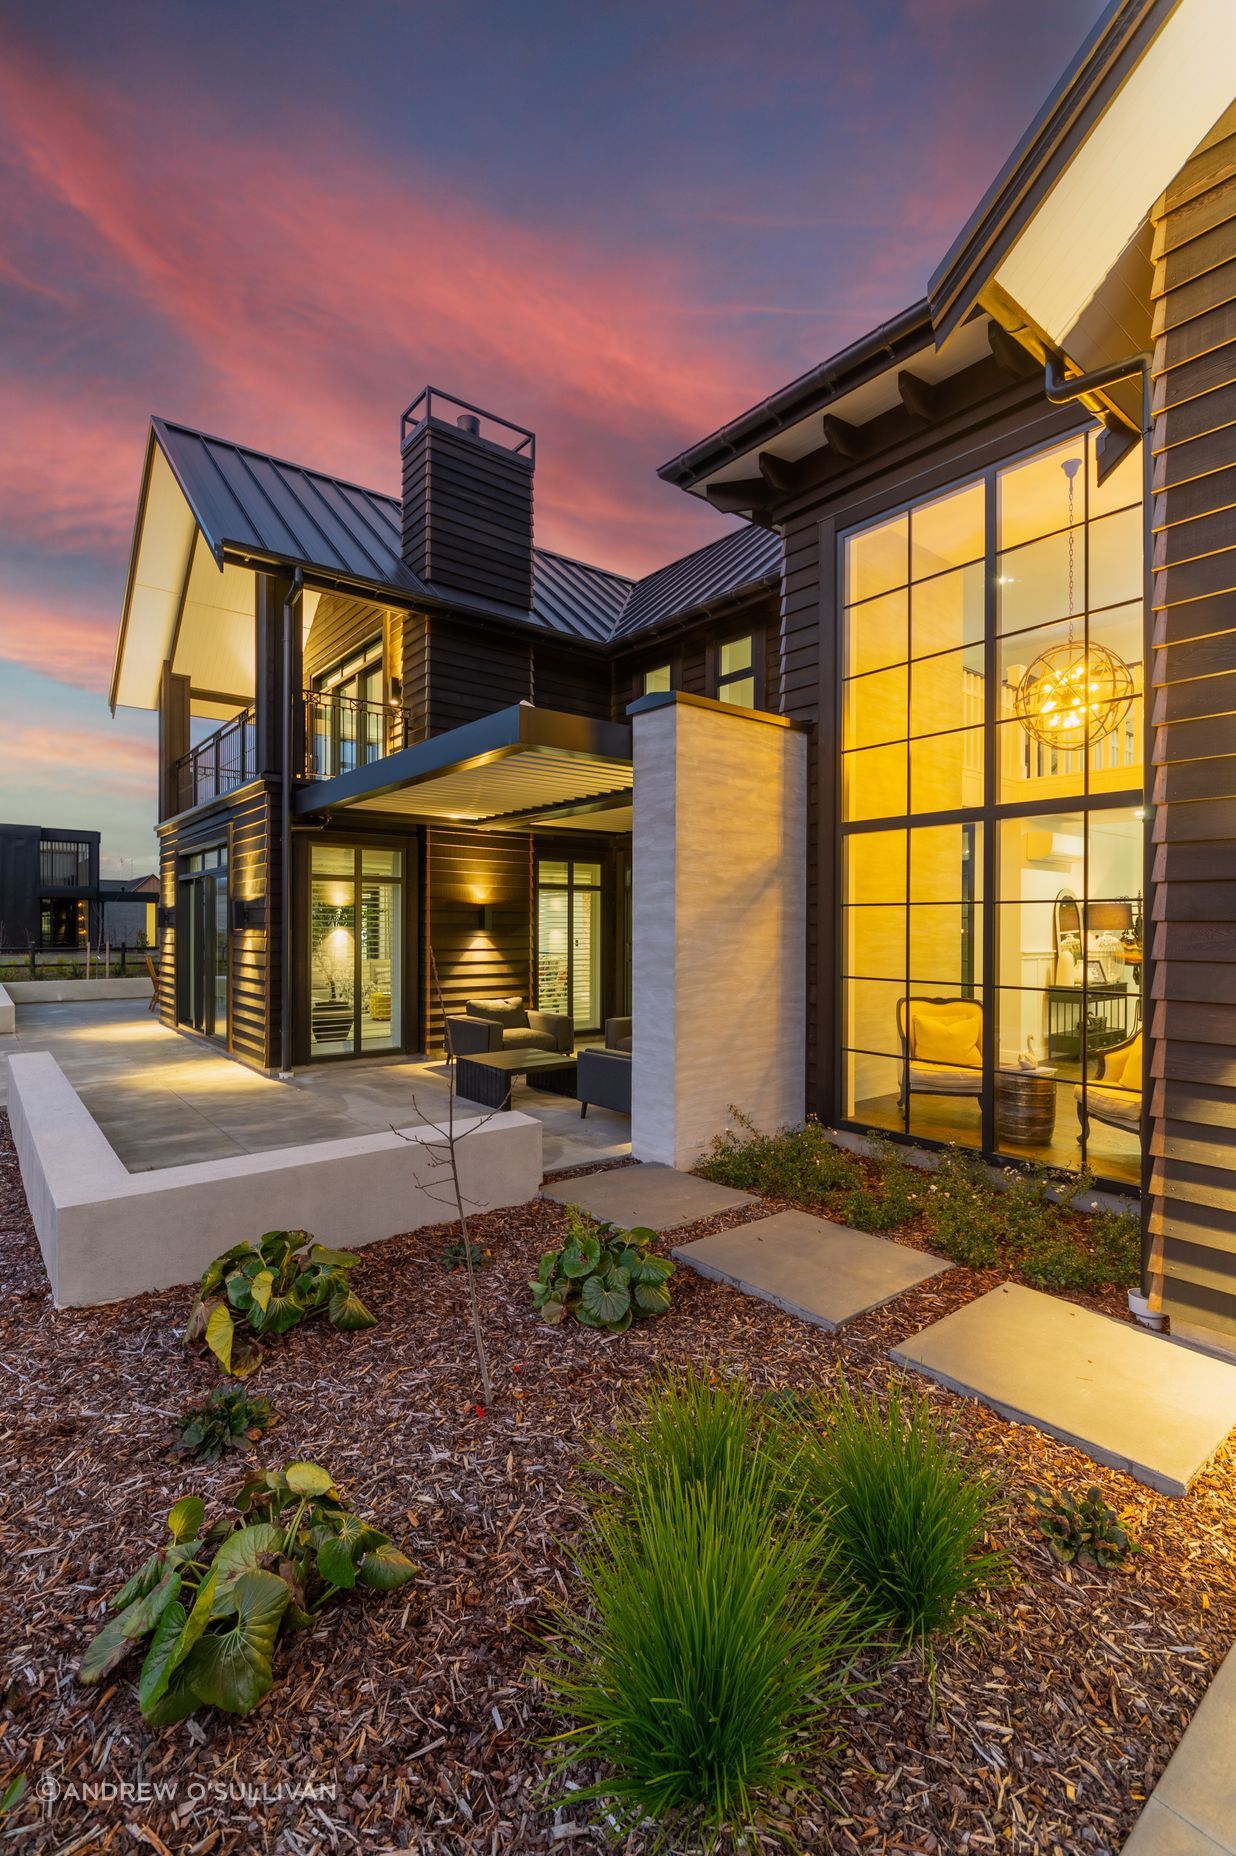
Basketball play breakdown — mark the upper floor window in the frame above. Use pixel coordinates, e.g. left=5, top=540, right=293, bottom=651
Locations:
left=642, top=663, right=672, bottom=695
left=716, top=634, right=756, bottom=708
left=40, top=839, right=92, bottom=887
left=310, top=637, right=386, bottom=778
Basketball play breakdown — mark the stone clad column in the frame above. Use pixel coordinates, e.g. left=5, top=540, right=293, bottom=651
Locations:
left=630, top=692, right=807, bottom=1169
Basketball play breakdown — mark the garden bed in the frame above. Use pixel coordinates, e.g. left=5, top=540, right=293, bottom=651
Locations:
left=1, top=1110, right=1234, bottom=1854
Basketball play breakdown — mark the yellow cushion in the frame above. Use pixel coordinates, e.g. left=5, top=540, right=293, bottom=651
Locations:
left=912, top=1014, right=980, bottom=1069
left=1102, top=1033, right=1140, bottom=1092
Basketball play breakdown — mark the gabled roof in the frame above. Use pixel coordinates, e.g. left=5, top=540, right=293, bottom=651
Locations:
left=147, top=418, right=771, bottom=651
left=612, top=522, right=780, bottom=640
left=927, top=0, right=1176, bottom=345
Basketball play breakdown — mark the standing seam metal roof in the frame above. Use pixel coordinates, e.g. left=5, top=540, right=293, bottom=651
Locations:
left=149, top=418, right=777, bottom=646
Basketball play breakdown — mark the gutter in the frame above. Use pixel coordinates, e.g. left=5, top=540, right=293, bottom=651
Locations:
left=657, top=300, right=932, bottom=491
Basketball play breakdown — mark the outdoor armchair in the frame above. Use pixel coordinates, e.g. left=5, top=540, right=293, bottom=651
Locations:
left=578, top=1046, right=632, bottom=1118
left=444, top=996, right=572, bottom=1058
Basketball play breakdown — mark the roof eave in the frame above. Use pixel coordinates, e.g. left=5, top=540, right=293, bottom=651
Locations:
left=657, top=300, right=932, bottom=491
left=927, top=0, right=1179, bottom=346
left=110, top=425, right=160, bottom=715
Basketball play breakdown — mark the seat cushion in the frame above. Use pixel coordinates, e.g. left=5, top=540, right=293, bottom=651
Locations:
left=466, top=996, right=527, bottom=1029
left=613, top=1034, right=633, bottom=1053
left=908, top=1061, right=982, bottom=1095
left=1076, top=1082, right=1140, bottom=1129
left=501, top=1027, right=557, bottom=1052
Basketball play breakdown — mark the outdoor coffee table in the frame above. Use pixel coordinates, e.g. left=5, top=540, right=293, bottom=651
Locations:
left=995, top=1064, right=1058, bottom=1146
left=455, top=1048, right=578, bottom=1112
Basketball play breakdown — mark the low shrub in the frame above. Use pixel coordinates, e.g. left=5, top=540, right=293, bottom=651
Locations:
left=1031, top=1484, right=1137, bottom=1569
left=530, top=1207, right=673, bottom=1334
left=177, top=1385, right=277, bottom=1462
left=837, top=1136, right=924, bottom=1232
left=541, top=1377, right=861, bottom=1842
left=698, top=1109, right=861, bottom=1203
left=440, top=1239, right=492, bottom=1274
left=187, top=1230, right=377, bottom=1376
left=804, top=1378, right=1008, bottom=1655
left=78, top=1463, right=415, bottom=1723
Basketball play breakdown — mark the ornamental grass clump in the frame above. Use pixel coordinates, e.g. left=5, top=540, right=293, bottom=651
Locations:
left=805, top=1378, right=1008, bottom=1657
left=541, top=1373, right=863, bottom=1844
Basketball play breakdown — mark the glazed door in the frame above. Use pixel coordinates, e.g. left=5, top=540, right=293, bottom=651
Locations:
left=536, top=858, right=603, bottom=1034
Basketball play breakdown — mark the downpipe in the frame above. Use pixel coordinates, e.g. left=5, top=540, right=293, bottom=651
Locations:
left=278, top=569, right=304, bottom=1081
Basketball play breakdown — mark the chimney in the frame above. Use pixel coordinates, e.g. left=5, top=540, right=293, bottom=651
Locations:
left=400, top=389, right=535, bottom=610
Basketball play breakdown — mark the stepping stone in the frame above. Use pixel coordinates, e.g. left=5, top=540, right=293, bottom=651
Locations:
left=672, top=1208, right=952, bottom=1331
left=542, top=1162, right=752, bottom=1231
left=1123, top=1645, right=1236, bottom=1853
left=891, top=1283, right=1236, bottom=1497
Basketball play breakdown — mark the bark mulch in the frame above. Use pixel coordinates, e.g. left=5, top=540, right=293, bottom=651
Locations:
left=1, top=1112, right=1234, bottom=1856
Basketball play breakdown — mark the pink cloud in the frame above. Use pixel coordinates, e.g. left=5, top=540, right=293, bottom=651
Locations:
left=0, top=587, right=118, bottom=692
left=0, top=32, right=770, bottom=579
left=0, top=719, right=153, bottom=799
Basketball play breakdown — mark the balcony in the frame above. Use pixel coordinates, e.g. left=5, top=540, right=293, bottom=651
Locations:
left=173, top=707, right=257, bottom=811
left=305, top=689, right=410, bottom=781
left=171, top=694, right=413, bottom=811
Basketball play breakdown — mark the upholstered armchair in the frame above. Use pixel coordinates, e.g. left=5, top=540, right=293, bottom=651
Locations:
left=578, top=1047, right=632, bottom=1118
left=897, top=997, right=983, bottom=1106
left=444, top=996, right=572, bottom=1058
left=604, top=1015, right=632, bottom=1052
left=1076, top=1029, right=1141, bottom=1139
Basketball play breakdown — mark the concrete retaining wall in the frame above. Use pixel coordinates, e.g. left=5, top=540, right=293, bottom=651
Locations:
left=8, top=1051, right=543, bottom=1306
left=3, top=977, right=154, bottom=1003
left=0, top=985, right=13, bottom=1035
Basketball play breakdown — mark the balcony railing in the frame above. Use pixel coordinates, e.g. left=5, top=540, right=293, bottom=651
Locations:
left=172, top=693, right=415, bottom=812
left=174, top=707, right=257, bottom=811
left=305, top=690, right=410, bottom=781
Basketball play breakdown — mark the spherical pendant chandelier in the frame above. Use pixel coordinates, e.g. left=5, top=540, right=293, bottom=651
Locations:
left=1013, top=453, right=1134, bottom=752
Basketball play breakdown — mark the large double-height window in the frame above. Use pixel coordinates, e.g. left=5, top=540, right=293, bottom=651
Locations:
left=840, top=428, right=1144, bottom=1188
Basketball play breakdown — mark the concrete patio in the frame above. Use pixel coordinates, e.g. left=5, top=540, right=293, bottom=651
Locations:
left=0, top=999, right=629, bottom=1176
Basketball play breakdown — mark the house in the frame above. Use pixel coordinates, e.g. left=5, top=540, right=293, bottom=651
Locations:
left=111, top=390, right=780, bottom=1065
left=658, top=0, right=1236, bottom=1353
left=0, top=825, right=157, bottom=957
left=109, top=0, right=1236, bottom=1355
left=0, top=824, right=99, bottom=952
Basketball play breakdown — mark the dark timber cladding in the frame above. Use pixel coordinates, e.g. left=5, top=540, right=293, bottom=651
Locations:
left=158, top=779, right=280, bottom=1068
left=402, top=413, right=534, bottom=611
left=424, top=826, right=533, bottom=1052
left=1149, top=118, right=1236, bottom=1342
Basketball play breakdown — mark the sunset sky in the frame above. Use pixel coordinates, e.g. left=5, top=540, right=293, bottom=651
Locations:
left=0, top=0, right=1106, bottom=875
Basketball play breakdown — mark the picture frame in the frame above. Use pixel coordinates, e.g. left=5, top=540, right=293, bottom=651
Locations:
left=1085, top=957, right=1108, bottom=987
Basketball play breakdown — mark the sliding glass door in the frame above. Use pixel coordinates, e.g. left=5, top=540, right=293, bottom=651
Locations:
left=177, top=845, right=228, bottom=1043
left=536, top=857, right=602, bottom=1034
left=308, top=842, right=403, bottom=1059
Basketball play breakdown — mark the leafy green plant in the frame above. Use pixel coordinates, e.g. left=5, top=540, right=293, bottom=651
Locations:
left=541, top=1382, right=862, bottom=1842
left=178, top=1385, right=278, bottom=1463
left=1031, top=1485, right=1136, bottom=1569
left=804, top=1378, right=1008, bottom=1654
left=187, top=1231, right=377, bottom=1375
left=78, top=1464, right=415, bottom=1723
left=530, top=1207, right=674, bottom=1333
left=698, top=1108, right=861, bottom=1203
left=440, top=1238, right=492, bottom=1274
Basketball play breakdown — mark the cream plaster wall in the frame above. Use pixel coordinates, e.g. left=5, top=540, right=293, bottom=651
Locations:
left=631, top=697, right=807, bottom=1168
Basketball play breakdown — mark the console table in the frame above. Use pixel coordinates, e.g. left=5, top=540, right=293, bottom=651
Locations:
left=1046, top=985, right=1132, bottom=1063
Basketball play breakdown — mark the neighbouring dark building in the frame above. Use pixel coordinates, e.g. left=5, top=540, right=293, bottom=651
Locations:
left=0, top=826, right=157, bottom=954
